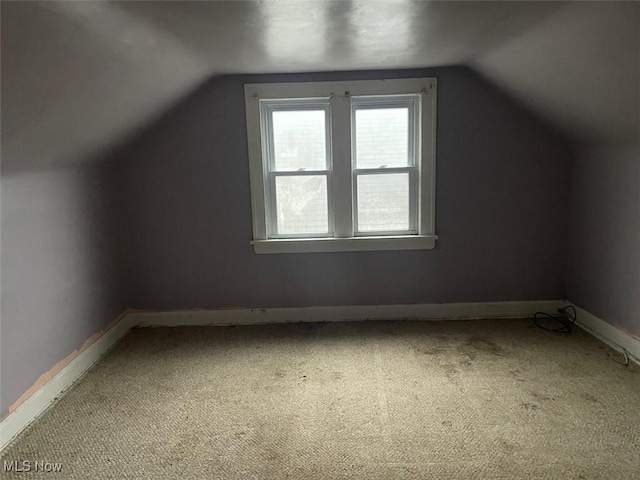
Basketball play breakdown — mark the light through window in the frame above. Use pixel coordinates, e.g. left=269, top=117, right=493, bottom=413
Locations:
left=245, top=78, right=437, bottom=253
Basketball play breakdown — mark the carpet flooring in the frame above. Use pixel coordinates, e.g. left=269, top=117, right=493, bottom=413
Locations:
left=2, top=319, right=639, bottom=479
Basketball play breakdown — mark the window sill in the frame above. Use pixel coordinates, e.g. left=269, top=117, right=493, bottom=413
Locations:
left=251, top=235, right=437, bottom=254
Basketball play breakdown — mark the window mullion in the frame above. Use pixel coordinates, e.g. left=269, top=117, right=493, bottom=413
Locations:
left=330, top=94, right=353, bottom=238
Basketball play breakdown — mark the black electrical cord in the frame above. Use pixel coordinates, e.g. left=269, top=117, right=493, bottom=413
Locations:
left=533, top=306, right=631, bottom=366
left=609, top=348, right=630, bottom=366
left=533, top=305, right=577, bottom=334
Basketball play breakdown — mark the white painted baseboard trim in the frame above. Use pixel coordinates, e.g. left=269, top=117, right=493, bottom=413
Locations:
left=572, top=304, right=640, bottom=365
left=0, top=299, right=564, bottom=452
left=129, top=300, right=564, bottom=327
left=0, top=315, right=135, bottom=452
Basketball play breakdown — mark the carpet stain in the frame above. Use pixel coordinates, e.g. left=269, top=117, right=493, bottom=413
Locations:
left=509, top=368, right=526, bottom=382
left=520, top=401, right=540, bottom=411
left=580, top=392, right=600, bottom=404
left=411, top=344, right=452, bottom=356
left=3, top=319, right=639, bottom=479
left=498, top=438, right=517, bottom=453
left=441, top=362, right=462, bottom=383
left=463, top=336, right=504, bottom=356
left=530, top=391, right=553, bottom=402
left=163, top=431, right=204, bottom=467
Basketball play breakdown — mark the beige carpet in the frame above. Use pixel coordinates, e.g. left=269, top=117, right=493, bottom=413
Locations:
left=2, top=319, right=639, bottom=479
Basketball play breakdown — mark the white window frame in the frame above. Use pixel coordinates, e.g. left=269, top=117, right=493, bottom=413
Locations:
left=244, top=78, right=437, bottom=254
left=263, top=100, right=334, bottom=239
left=351, top=95, right=420, bottom=237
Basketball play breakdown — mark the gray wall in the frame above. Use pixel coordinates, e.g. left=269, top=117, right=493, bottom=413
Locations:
left=0, top=164, right=122, bottom=416
left=566, top=146, right=640, bottom=337
left=0, top=67, right=576, bottom=416
left=116, top=67, right=572, bottom=310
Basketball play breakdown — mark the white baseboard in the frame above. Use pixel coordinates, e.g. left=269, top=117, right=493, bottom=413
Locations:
left=128, top=300, right=564, bottom=327
left=0, top=315, right=134, bottom=452
left=0, top=299, right=563, bottom=452
left=572, top=304, right=640, bottom=365
left=5, top=299, right=636, bottom=454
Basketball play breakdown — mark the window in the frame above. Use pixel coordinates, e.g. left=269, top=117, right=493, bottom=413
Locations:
left=245, top=78, right=437, bottom=254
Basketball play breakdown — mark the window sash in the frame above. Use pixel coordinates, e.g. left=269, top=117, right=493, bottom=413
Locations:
left=267, top=170, right=334, bottom=239
left=353, top=167, right=418, bottom=236
left=263, top=101, right=332, bottom=173
left=350, top=95, right=420, bottom=236
left=262, top=98, right=420, bottom=238
left=262, top=100, right=333, bottom=238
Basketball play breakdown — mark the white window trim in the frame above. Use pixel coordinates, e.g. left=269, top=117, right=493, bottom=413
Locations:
left=244, top=78, right=438, bottom=254
left=351, top=95, right=420, bottom=237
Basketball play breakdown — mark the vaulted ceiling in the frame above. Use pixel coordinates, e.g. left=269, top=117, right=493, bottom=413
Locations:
left=2, top=1, right=638, bottom=173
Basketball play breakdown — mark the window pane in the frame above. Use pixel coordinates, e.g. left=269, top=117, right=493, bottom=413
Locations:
left=355, top=108, right=409, bottom=168
left=357, top=173, right=409, bottom=232
left=272, top=110, right=327, bottom=171
left=275, top=175, right=329, bottom=235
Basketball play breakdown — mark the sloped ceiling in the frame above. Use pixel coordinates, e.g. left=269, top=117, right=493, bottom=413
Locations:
left=1, top=1, right=638, bottom=173
left=473, top=1, right=639, bottom=147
